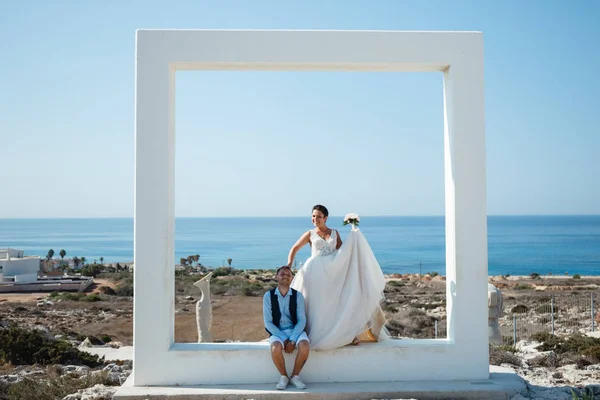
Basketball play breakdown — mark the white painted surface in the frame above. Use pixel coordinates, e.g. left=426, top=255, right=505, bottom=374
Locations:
left=134, top=29, right=487, bottom=386
left=0, top=249, right=41, bottom=283
left=0, top=248, right=24, bottom=259
left=114, top=366, right=525, bottom=400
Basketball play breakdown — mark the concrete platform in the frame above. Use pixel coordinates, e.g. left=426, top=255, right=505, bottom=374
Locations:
left=113, top=366, right=526, bottom=400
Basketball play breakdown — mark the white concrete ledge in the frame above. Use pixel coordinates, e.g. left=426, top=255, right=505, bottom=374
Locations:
left=137, top=339, right=486, bottom=386
left=170, top=338, right=450, bottom=352
left=114, top=366, right=526, bottom=400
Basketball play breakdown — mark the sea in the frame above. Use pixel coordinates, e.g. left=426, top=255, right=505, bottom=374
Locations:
left=0, top=216, right=599, bottom=276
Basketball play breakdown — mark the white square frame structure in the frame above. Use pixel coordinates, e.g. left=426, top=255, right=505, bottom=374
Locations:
left=134, top=30, right=488, bottom=386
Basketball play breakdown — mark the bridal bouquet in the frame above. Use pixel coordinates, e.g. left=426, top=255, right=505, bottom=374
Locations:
left=343, top=213, right=360, bottom=229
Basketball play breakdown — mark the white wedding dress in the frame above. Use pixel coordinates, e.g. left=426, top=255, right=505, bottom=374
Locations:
left=290, top=227, right=387, bottom=350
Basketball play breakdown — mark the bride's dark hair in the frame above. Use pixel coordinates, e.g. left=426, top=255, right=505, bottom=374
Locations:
left=312, top=204, right=329, bottom=217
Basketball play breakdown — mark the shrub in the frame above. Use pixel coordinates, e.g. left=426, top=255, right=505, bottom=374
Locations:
left=529, top=353, right=559, bottom=368
left=81, top=293, right=101, bottom=302
left=511, top=304, right=529, bottom=314
left=101, top=335, right=112, bottom=343
left=98, top=286, right=116, bottom=295
left=81, top=264, right=103, bottom=277
left=489, top=345, right=521, bottom=367
left=513, top=283, right=533, bottom=290
left=6, top=372, right=112, bottom=400
left=385, top=309, right=441, bottom=338
left=530, top=272, right=540, bottom=279
left=212, top=267, right=237, bottom=278
left=242, top=282, right=263, bottom=296
left=48, top=292, right=102, bottom=302
left=573, top=274, right=581, bottom=279
left=0, top=326, right=102, bottom=367
left=532, top=332, right=600, bottom=360
left=387, top=280, right=405, bottom=287
left=115, top=281, right=133, bottom=297
left=383, top=304, right=398, bottom=313
left=582, top=345, right=600, bottom=363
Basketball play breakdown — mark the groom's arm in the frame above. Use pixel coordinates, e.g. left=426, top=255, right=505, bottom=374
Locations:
left=263, top=292, right=287, bottom=341
left=289, top=292, right=307, bottom=343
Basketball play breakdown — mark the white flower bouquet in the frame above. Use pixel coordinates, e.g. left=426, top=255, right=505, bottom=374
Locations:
left=343, top=213, right=360, bottom=229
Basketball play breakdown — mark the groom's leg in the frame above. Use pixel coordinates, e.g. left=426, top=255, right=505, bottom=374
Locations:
left=292, top=339, right=310, bottom=376
left=270, top=342, right=287, bottom=376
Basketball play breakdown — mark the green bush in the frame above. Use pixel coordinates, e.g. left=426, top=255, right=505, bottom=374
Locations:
left=532, top=332, right=600, bottom=361
left=573, top=274, right=581, bottom=279
left=5, top=372, right=112, bottom=400
left=0, top=326, right=102, bottom=366
left=489, top=344, right=521, bottom=367
left=98, top=286, right=116, bottom=295
left=582, top=345, right=600, bottom=363
left=48, top=292, right=101, bottom=302
left=387, top=280, right=405, bottom=287
left=530, top=272, right=540, bottom=279
left=242, top=282, right=263, bottom=296
left=570, top=388, right=596, bottom=400
left=513, top=283, right=533, bottom=290
left=212, top=267, right=238, bottom=278
left=81, top=264, right=103, bottom=277
left=511, top=304, right=529, bottom=314
left=82, top=293, right=101, bottom=302
left=101, top=334, right=112, bottom=343
left=115, top=281, right=133, bottom=297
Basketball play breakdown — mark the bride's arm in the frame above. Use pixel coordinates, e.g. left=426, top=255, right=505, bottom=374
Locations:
left=287, top=231, right=310, bottom=267
left=336, top=229, right=342, bottom=249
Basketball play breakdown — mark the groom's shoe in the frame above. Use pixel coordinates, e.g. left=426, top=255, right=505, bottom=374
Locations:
left=290, top=375, right=307, bottom=390
left=276, top=375, right=289, bottom=390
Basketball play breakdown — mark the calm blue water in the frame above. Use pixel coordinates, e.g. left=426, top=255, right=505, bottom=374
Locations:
left=0, top=216, right=599, bottom=276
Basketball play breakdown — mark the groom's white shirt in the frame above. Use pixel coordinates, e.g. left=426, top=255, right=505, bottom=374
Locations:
left=263, top=288, right=307, bottom=343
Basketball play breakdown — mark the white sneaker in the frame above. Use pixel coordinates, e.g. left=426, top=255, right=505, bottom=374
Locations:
left=276, top=375, right=289, bottom=390
left=290, top=375, right=307, bottom=390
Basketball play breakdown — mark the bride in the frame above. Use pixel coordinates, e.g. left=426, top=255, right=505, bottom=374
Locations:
left=287, top=205, right=387, bottom=351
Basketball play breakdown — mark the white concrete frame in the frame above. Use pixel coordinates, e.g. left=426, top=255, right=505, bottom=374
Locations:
left=134, top=30, right=487, bottom=386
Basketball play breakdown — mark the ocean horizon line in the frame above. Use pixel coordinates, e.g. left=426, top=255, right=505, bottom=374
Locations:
left=1, top=214, right=599, bottom=220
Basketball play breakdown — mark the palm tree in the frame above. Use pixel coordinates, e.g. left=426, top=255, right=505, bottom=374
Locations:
left=227, top=258, right=232, bottom=266
left=47, top=249, right=55, bottom=261
left=59, top=249, right=66, bottom=261
left=99, top=257, right=104, bottom=265
left=73, top=257, right=80, bottom=268
left=80, top=256, right=86, bottom=266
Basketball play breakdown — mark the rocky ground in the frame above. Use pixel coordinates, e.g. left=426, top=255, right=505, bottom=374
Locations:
left=1, top=270, right=600, bottom=399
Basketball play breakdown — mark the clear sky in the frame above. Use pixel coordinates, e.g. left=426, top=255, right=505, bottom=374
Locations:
left=1, top=0, right=598, bottom=218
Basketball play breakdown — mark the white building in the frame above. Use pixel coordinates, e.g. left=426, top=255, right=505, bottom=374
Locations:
left=0, top=248, right=41, bottom=283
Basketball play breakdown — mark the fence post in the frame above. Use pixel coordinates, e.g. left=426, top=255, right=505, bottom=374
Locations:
left=513, top=314, right=517, bottom=345
left=551, top=295, right=555, bottom=335
left=592, top=293, right=595, bottom=332
left=435, top=320, right=438, bottom=338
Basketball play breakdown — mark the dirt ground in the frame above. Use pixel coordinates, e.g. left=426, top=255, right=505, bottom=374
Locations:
left=174, top=295, right=265, bottom=342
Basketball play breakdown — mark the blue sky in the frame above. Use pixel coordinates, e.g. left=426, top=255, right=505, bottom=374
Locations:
left=1, top=0, right=598, bottom=218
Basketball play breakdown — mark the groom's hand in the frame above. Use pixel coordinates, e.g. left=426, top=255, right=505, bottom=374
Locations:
left=284, top=340, right=295, bottom=354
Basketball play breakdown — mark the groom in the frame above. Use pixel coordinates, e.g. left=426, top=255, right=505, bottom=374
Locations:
left=263, top=265, right=310, bottom=390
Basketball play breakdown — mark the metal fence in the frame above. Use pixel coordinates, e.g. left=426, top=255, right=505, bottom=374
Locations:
left=500, top=293, right=597, bottom=345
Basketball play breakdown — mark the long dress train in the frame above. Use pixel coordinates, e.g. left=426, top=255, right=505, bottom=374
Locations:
left=290, top=227, right=387, bottom=350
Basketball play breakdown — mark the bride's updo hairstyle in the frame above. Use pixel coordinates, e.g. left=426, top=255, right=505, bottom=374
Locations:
left=312, top=204, right=329, bottom=217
